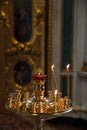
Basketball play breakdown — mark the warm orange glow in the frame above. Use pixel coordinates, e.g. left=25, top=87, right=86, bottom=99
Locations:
left=55, top=90, right=58, bottom=95
left=51, top=64, right=55, bottom=70
left=66, top=64, right=70, bottom=71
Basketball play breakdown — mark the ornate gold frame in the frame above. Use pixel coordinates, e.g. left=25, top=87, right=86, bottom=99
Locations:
left=1, top=0, right=52, bottom=91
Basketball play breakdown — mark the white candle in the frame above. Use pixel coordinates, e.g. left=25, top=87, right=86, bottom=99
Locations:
left=51, top=64, right=58, bottom=90
left=66, top=64, right=70, bottom=97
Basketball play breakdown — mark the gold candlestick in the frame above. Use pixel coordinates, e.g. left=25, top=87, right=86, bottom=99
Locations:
left=66, top=64, right=70, bottom=97
left=51, top=64, right=58, bottom=90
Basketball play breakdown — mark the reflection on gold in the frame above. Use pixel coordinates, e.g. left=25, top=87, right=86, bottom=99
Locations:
left=1, top=10, right=6, bottom=16
left=0, top=1, right=10, bottom=28
left=6, top=73, right=72, bottom=113
left=3, top=1, right=8, bottom=5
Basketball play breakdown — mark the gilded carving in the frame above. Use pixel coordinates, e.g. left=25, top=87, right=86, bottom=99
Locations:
left=3, top=0, right=52, bottom=91
left=3, top=0, right=46, bottom=91
left=0, top=0, right=10, bottom=28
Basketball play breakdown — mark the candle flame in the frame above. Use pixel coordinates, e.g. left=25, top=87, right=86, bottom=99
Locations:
left=55, top=90, right=58, bottom=95
left=38, top=72, right=41, bottom=75
left=66, top=64, right=70, bottom=70
left=51, top=64, right=55, bottom=70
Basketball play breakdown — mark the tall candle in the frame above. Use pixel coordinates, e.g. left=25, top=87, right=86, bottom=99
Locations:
left=66, top=64, right=70, bottom=97
left=51, top=64, right=58, bottom=90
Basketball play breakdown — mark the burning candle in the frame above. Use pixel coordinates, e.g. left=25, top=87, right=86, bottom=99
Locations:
left=66, top=64, right=70, bottom=97
left=51, top=64, right=58, bottom=90
left=54, top=89, right=58, bottom=101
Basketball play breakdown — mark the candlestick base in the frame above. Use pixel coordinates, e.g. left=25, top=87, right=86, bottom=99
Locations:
left=6, top=107, right=72, bottom=130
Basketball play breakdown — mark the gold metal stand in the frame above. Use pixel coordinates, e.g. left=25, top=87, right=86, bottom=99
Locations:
left=6, top=73, right=72, bottom=130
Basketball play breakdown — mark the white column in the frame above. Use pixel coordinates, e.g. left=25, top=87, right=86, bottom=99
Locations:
left=73, top=0, right=87, bottom=119
left=84, top=4, right=87, bottom=62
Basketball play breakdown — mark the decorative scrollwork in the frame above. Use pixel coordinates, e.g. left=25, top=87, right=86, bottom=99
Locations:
left=3, top=0, right=52, bottom=91
left=0, top=0, right=10, bottom=28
